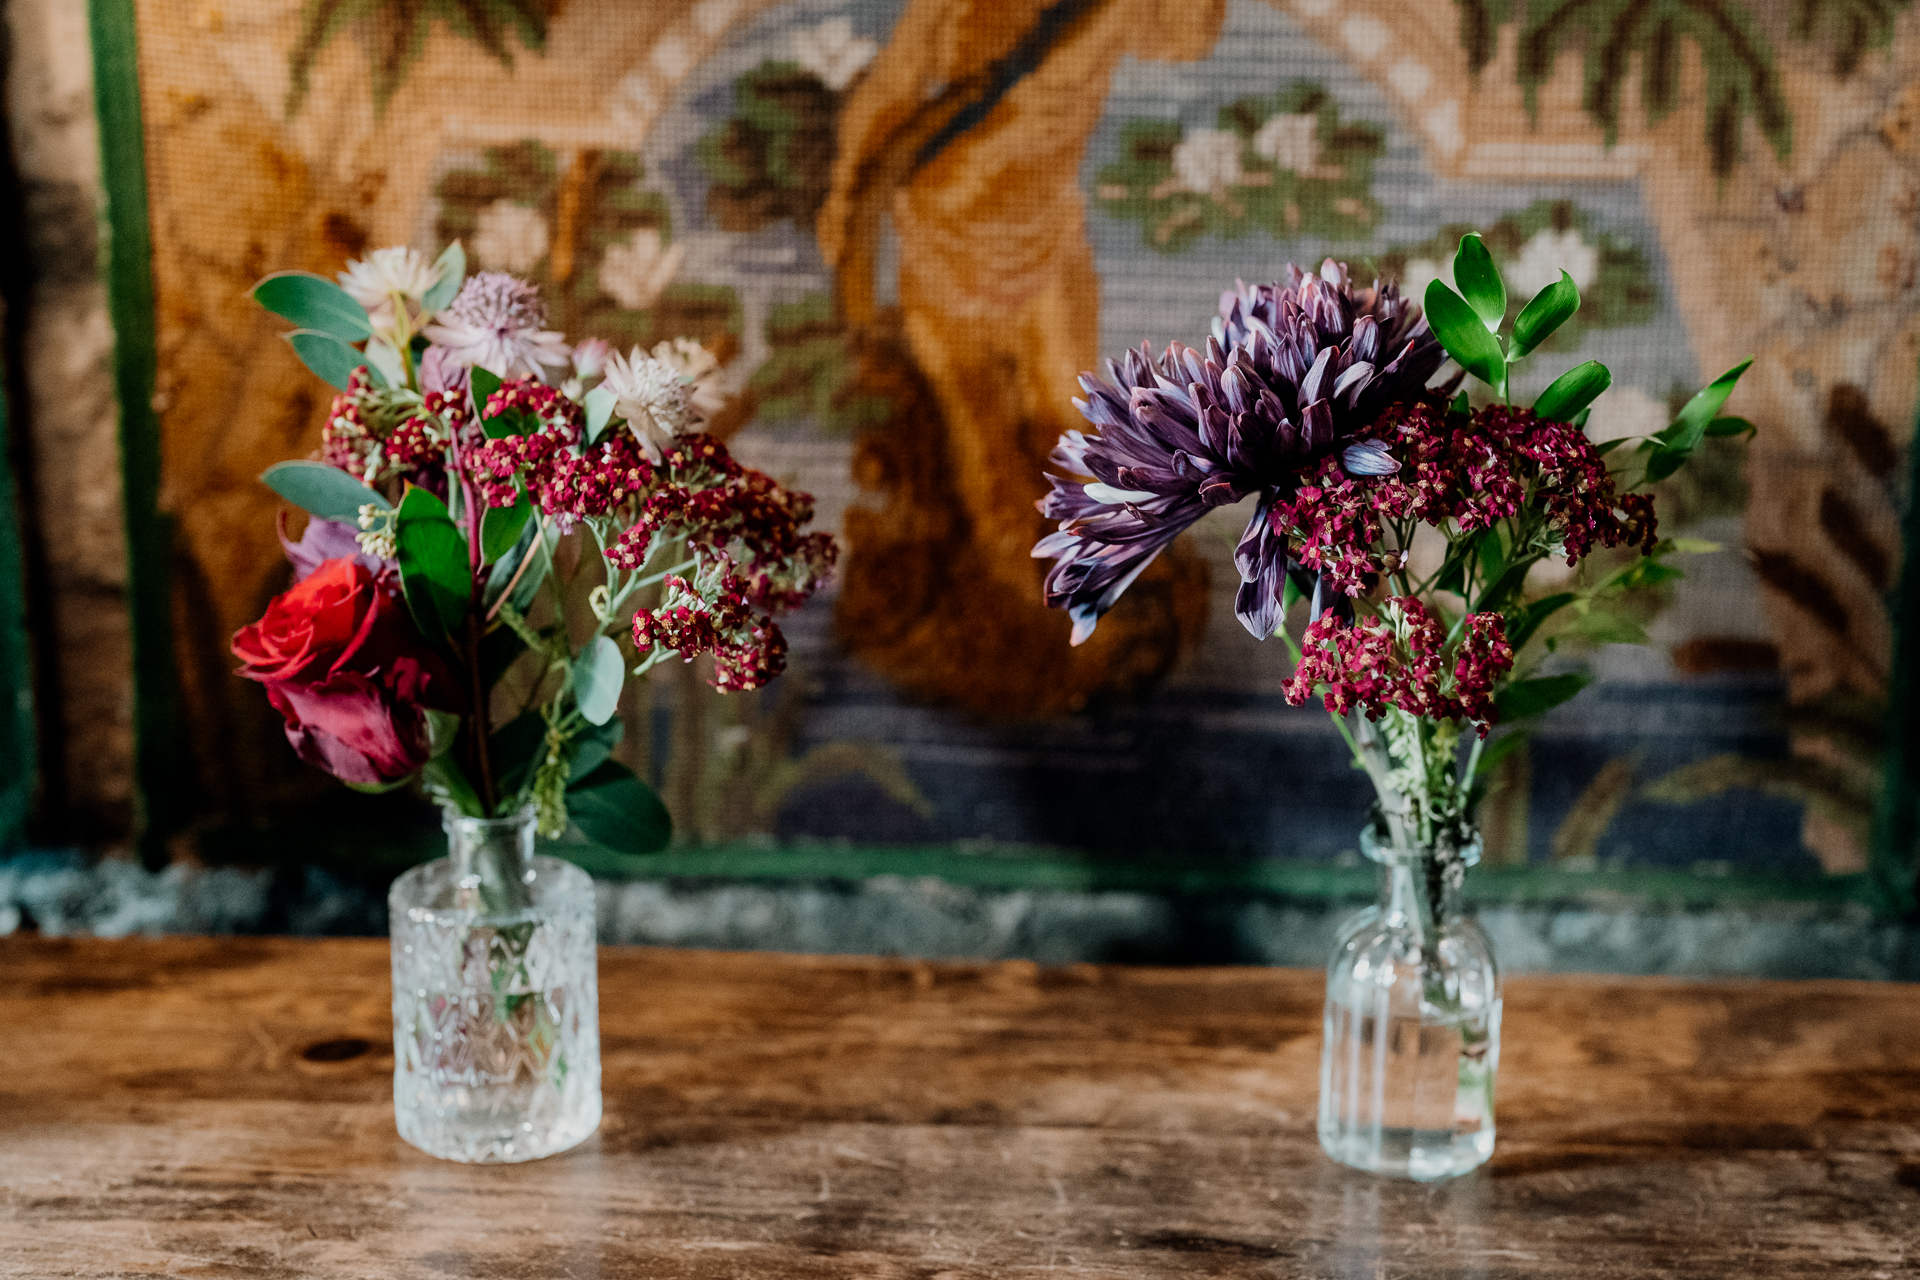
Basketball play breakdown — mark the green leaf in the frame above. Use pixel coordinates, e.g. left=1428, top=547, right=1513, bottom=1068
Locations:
left=1506, top=592, right=1577, bottom=652
left=471, top=367, right=503, bottom=418
left=1474, top=559, right=1534, bottom=616
left=251, top=272, right=372, bottom=343
left=1435, top=537, right=1474, bottom=596
left=1494, top=671, right=1592, bottom=721
left=1577, top=612, right=1651, bottom=645
left=1424, top=280, right=1506, bottom=395
left=1451, top=234, right=1506, bottom=332
left=479, top=625, right=528, bottom=692
left=1472, top=729, right=1532, bottom=779
left=484, top=515, right=549, bottom=613
left=572, top=635, right=624, bottom=727
left=1450, top=390, right=1471, bottom=415
left=261, top=460, right=389, bottom=521
left=480, top=496, right=532, bottom=564
left=1281, top=572, right=1304, bottom=611
left=584, top=385, right=617, bottom=443
left=1643, top=445, right=1689, bottom=483
left=1704, top=415, right=1756, bottom=439
left=567, top=717, right=624, bottom=787
left=1532, top=359, right=1610, bottom=423
left=1656, top=358, right=1753, bottom=452
left=1669, top=537, right=1723, bottom=555
left=1510, top=270, right=1579, bottom=360
left=424, top=709, right=462, bottom=760
left=421, top=755, right=484, bottom=817
left=568, top=760, right=672, bottom=855
left=395, top=486, right=471, bottom=642
left=483, top=408, right=535, bottom=440
left=490, top=712, right=548, bottom=797
left=285, top=330, right=375, bottom=391
left=1593, top=436, right=1629, bottom=456
left=420, top=242, right=465, bottom=314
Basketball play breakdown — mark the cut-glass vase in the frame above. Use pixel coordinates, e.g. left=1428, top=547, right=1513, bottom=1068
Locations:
left=389, top=808, right=600, bottom=1163
left=1318, top=825, right=1500, bottom=1180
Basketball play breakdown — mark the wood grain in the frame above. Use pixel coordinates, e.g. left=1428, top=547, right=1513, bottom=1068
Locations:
left=2, top=937, right=1917, bottom=1277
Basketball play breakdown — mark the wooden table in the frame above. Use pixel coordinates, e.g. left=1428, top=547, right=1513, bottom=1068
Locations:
left=3, top=938, right=1917, bottom=1277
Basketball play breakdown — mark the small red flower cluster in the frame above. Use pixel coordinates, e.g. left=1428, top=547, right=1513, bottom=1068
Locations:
left=632, top=571, right=789, bottom=692
left=321, top=369, right=467, bottom=487
left=1274, top=402, right=1657, bottom=596
left=1283, top=597, right=1513, bottom=730
left=465, top=383, right=658, bottom=520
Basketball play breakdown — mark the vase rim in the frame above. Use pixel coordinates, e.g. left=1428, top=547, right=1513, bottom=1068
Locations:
left=441, top=806, right=537, bottom=834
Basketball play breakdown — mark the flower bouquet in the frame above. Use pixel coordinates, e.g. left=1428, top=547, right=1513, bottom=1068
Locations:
left=1034, top=236, right=1750, bottom=1179
left=233, top=244, right=835, bottom=1161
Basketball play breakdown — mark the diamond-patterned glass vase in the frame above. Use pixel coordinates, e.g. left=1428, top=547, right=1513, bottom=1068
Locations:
left=389, top=808, right=600, bottom=1163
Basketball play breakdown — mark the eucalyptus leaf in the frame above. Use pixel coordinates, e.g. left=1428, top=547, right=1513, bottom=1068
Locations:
left=395, top=486, right=471, bottom=642
left=480, top=496, right=533, bottom=564
left=1657, top=358, right=1753, bottom=452
left=484, top=515, right=549, bottom=612
left=1494, top=671, right=1592, bottom=721
left=285, top=330, right=376, bottom=391
left=363, top=336, right=405, bottom=389
left=420, top=242, right=465, bottom=314
left=261, top=460, right=389, bottom=521
left=1451, top=234, right=1506, bottom=332
left=567, top=717, right=625, bottom=787
left=584, top=385, right=617, bottom=443
left=1510, top=270, right=1580, bottom=360
left=568, top=760, right=672, bottom=855
left=572, top=635, right=625, bottom=727
left=251, top=272, right=372, bottom=343
left=1423, top=281, right=1506, bottom=395
left=1532, top=359, right=1610, bottom=424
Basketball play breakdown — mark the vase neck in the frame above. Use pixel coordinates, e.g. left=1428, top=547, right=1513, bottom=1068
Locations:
left=1363, top=826, right=1480, bottom=941
left=447, top=809, right=537, bottom=915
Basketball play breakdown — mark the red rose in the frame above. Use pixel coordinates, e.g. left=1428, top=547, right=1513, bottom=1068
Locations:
left=233, top=558, right=461, bottom=785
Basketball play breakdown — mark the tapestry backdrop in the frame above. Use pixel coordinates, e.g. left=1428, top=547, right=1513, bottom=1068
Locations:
left=132, top=0, right=1919, bottom=872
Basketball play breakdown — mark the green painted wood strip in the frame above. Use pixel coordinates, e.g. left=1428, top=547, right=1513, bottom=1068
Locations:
left=1870, top=356, right=1920, bottom=919
left=89, top=0, right=184, bottom=867
left=0, top=350, right=35, bottom=848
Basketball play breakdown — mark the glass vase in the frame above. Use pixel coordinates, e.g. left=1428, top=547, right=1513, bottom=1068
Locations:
left=1318, top=825, right=1500, bottom=1180
left=389, top=808, right=601, bottom=1163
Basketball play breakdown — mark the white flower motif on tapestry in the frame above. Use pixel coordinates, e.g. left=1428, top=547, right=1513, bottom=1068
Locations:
left=598, top=229, right=684, bottom=311
left=793, top=17, right=877, bottom=91
left=339, top=246, right=442, bottom=331
left=472, top=200, right=550, bottom=273
left=652, top=337, right=726, bottom=421
left=1397, top=257, right=1455, bottom=306
left=601, top=347, right=693, bottom=461
left=1252, top=114, right=1320, bottom=173
left=1506, top=228, right=1599, bottom=299
left=1172, top=129, right=1245, bottom=196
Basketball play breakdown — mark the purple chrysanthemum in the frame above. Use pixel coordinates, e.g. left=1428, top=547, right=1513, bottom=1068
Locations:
left=1032, top=259, right=1444, bottom=644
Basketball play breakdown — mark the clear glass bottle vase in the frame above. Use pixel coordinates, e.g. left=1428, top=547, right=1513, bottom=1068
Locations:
left=1318, top=825, right=1500, bottom=1180
left=389, top=808, right=601, bottom=1163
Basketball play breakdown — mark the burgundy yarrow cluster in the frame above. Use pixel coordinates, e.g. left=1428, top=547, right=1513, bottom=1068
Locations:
left=1276, top=401, right=1657, bottom=597
left=321, top=368, right=473, bottom=491
left=465, top=378, right=834, bottom=691
left=1283, top=597, right=1513, bottom=730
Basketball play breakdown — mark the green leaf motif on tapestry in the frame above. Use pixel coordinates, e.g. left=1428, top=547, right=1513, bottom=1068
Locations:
left=1494, top=671, right=1592, bottom=721
left=395, top=486, right=471, bottom=643
left=572, top=635, right=624, bottom=727
left=480, top=496, right=532, bottom=564
left=1452, top=234, right=1506, bottom=331
left=251, top=273, right=372, bottom=343
left=567, top=760, right=672, bottom=855
left=261, top=460, right=389, bottom=522
left=1510, top=271, right=1580, bottom=360
left=286, top=0, right=548, bottom=119
left=1532, top=359, right=1610, bottom=423
left=1424, top=281, right=1506, bottom=397
left=285, top=330, right=379, bottom=392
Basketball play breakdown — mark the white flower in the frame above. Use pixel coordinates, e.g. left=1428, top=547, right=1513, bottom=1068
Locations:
left=572, top=337, right=611, bottom=380
left=601, top=346, right=692, bottom=461
left=1506, top=227, right=1599, bottom=300
left=1171, top=128, right=1245, bottom=195
left=338, top=246, right=441, bottom=331
left=792, top=17, right=877, bottom=92
left=471, top=200, right=550, bottom=273
left=598, top=229, right=684, bottom=311
left=1251, top=113, right=1319, bottom=172
left=1397, top=256, right=1454, bottom=305
left=651, top=337, right=726, bottom=420
left=422, top=272, right=571, bottom=379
